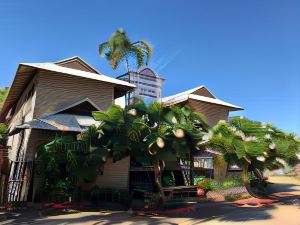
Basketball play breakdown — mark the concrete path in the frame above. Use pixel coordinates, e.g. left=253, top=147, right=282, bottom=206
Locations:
left=1, top=176, right=300, bottom=225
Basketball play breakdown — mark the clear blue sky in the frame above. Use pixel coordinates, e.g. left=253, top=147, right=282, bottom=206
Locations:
left=0, top=0, right=299, bottom=135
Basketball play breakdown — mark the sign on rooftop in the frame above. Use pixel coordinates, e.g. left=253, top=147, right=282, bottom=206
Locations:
left=117, top=67, right=164, bottom=104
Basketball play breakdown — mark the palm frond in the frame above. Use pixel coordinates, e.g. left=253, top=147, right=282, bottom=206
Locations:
left=129, top=45, right=144, bottom=68
left=136, top=40, right=152, bottom=65
left=98, top=42, right=110, bottom=57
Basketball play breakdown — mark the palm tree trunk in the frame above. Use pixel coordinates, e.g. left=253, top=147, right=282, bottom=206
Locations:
left=153, top=162, right=167, bottom=204
left=189, top=151, right=194, bottom=185
left=213, top=156, right=228, bottom=182
left=125, top=58, right=130, bottom=73
left=243, top=162, right=268, bottom=198
left=243, top=162, right=250, bottom=192
left=243, top=162, right=259, bottom=198
left=125, top=58, right=131, bottom=105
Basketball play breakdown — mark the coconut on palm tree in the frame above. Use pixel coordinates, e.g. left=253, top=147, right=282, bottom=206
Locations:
left=92, top=101, right=209, bottom=205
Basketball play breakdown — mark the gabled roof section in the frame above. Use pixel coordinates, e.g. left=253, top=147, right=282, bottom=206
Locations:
left=162, top=85, right=242, bottom=111
left=56, top=56, right=100, bottom=74
left=40, top=98, right=100, bottom=118
left=20, top=62, right=135, bottom=88
left=0, top=57, right=135, bottom=122
left=191, top=86, right=216, bottom=98
left=8, top=98, right=102, bottom=134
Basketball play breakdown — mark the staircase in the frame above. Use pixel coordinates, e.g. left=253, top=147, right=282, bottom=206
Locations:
left=7, top=130, right=33, bottom=203
left=180, top=159, right=191, bottom=186
left=0, top=146, right=8, bottom=205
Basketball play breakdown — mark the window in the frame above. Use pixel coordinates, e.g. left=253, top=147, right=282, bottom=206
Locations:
left=194, top=157, right=213, bottom=169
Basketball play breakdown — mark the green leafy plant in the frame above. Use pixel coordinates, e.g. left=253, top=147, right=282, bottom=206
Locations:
left=91, top=101, right=209, bottom=204
left=0, top=123, right=7, bottom=145
left=99, top=29, right=152, bottom=72
left=37, top=132, right=107, bottom=201
left=0, top=87, right=9, bottom=110
left=222, top=179, right=243, bottom=190
left=199, top=117, right=300, bottom=197
left=225, top=194, right=250, bottom=202
left=198, top=178, right=216, bottom=192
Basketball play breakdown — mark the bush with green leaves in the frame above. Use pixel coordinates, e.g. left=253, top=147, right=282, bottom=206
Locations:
left=200, top=117, right=300, bottom=171
left=0, top=87, right=9, bottom=110
left=37, top=133, right=107, bottom=200
left=224, top=194, right=249, bottom=202
left=0, top=123, right=7, bottom=146
left=221, top=179, right=243, bottom=189
left=198, top=178, right=216, bottom=192
left=91, top=101, right=209, bottom=203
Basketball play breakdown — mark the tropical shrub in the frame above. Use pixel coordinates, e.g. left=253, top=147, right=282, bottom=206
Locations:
left=0, top=123, right=7, bottom=146
left=224, top=194, right=249, bottom=202
left=200, top=117, right=300, bottom=171
left=37, top=133, right=107, bottom=201
left=199, top=117, right=300, bottom=197
left=0, top=87, right=9, bottom=109
left=91, top=101, right=209, bottom=203
left=198, top=178, right=216, bottom=192
left=221, top=179, right=244, bottom=190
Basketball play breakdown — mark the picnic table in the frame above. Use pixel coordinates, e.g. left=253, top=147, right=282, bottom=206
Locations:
left=163, top=185, right=198, bottom=200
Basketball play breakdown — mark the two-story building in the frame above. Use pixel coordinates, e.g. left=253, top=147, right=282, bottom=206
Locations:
left=0, top=57, right=242, bottom=203
left=0, top=57, right=134, bottom=202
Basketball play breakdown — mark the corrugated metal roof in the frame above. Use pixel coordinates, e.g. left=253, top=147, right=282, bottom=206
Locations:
left=9, top=114, right=101, bottom=135
left=0, top=57, right=135, bottom=122
left=162, top=86, right=242, bottom=110
left=21, top=62, right=135, bottom=88
left=162, top=85, right=205, bottom=103
left=189, top=94, right=242, bottom=110
left=39, top=114, right=101, bottom=132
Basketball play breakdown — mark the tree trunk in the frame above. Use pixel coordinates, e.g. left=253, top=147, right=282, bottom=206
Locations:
left=243, top=162, right=268, bottom=198
left=125, top=57, right=130, bottom=74
left=125, top=58, right=131, bottom=105
left=189, top=152, right=194, bottom=185
left=243, top=162, right=251, bottom=192
left=213, top=156, right=228, bottom=182
left=153, top=162, right=167, bottom=205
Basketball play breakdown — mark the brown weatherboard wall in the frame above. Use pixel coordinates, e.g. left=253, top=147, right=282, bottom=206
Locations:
left=34, top=71, right=114, bottom=117
left=84, top=157, right=130, bottom=190
left=186, top=98, right=233, bottom=181
left=191, top=87, right=216, bottom=99
left=6, top=77, right=38, bottom=161
left=58, top=60, right=97, bottom=73
left=26, top=129, right=57, bottom=202
left=187, top=99, right=230, bottom=126
left=25, top=129, right=56, bottom=160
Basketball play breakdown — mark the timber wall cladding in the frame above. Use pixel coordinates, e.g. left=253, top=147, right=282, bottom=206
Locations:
left=58, top=60, right=97, bottom=73
left=7, top=78, right=38, bottom=161
left=9, top=76, right=37, bottom=129
left=187, top=99, right=229, bottom=126
left=192, top=87, right=216, bottom=98
left=25, top=129, right=56, bottom=160
left=34, top=71, right=115, bottom=117
left=92, top=157, right=130, bottom=189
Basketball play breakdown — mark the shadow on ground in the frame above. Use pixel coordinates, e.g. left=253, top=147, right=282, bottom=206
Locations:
left=1, top=176, right=300, bottom=225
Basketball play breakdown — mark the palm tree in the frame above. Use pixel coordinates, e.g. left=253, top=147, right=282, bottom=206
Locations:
left=99, top=29, right=152, bottom=72
left=92, top=101, right=209, bottom=205
left=199, top=117, right=300, bottom=198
